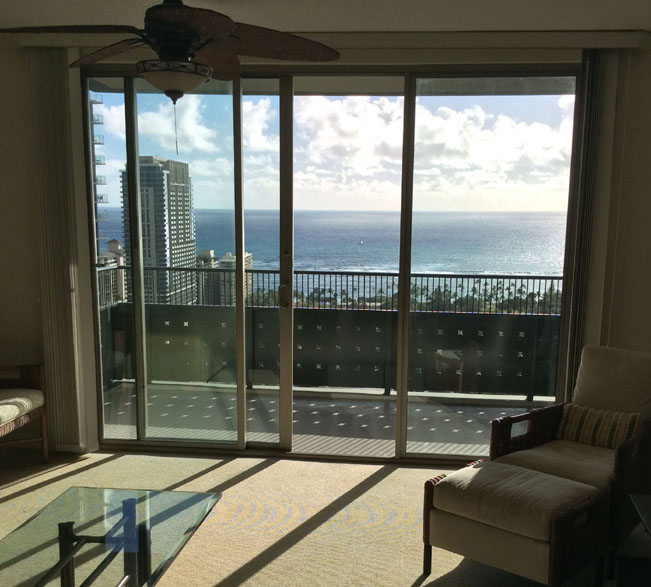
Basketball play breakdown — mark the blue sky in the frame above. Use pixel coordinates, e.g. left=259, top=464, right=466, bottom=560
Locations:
left=94, top=80, right=574, bottom=213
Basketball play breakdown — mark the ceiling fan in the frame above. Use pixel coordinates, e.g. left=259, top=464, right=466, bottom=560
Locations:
left=0, top=0, right=340, bottom=102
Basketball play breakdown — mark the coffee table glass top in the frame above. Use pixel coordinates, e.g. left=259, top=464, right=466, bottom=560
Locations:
left=631, top=493, right=651, bottom=536
left=0, top=486, right=220, bottom=586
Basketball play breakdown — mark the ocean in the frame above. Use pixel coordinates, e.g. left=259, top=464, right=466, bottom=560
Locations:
left=97, top=208, right=566, bottom=275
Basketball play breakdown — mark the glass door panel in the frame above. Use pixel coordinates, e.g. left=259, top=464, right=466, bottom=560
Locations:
left=291, top=76, right=404, bottom=457
left=406, top=76, right=576, bottom=456
left=242, top=78, right=281, bottom=444
left=89, top=78, right=138, bottom=440
left=134, top=79, right=238, bottom=442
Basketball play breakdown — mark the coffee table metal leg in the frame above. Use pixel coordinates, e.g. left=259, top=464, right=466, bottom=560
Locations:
left=122, top=498, right=139, bottom=587
left=58, top=522, right=76, bottom=587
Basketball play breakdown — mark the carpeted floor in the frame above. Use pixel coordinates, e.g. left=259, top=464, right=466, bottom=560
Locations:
left=0, top=448, right=603, bottom=586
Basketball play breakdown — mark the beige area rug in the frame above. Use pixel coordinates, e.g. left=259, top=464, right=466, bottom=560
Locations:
left=0, top=449, right=599, bottom=586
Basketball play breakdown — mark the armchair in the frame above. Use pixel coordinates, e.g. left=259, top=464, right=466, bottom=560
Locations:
left=491, top=345, right=651, bottom=550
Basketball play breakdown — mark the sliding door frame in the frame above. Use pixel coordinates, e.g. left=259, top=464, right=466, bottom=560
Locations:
left=86, top=59, right=592, bottom=461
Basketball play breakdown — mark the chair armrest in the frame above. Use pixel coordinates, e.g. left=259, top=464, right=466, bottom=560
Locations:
left=423, top=474, right=448, bottom=543
left=490, top=403, right=565, bottom=460
left=614, top=418, right=651, bottom=492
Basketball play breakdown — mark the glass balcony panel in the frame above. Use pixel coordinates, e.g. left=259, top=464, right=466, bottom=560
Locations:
left=135, top=79, right=238, bottom=443
left=406, top=75, right=576, bottom=456
left=89, top=77, right=137, bottom=440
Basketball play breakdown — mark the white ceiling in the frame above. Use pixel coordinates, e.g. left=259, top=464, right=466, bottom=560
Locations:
left=1, top=0, right=650, bottom=33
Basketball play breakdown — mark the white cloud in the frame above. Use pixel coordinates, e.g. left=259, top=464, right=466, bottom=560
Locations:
left=138, top=95, right=219, bottom=153
left=411, top=100, right=574, bottom=211
left=294, top=96, right=404, bottom=177
left=191, top=157, right=233, bottom=179
left=294, top=171, right=401, bottom=211
left=95, top=103, right=126, bottom=140
left=242, top=98, right=279, bottom=153
left=558, top=94, right=576, bottom=111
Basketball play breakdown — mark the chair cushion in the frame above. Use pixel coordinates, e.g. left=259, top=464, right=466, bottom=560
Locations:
left=556, top=403, right=641, bottom=449
left=0, top=389, right=44, bottom=426
left=432, top=460, right=600, bottom=542
left=494, top=439, right=615, bottom=489
left=573, top=346, right=651, bottom=414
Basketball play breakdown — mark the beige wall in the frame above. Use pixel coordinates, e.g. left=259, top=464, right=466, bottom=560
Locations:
left=0, top=40, right=42, bottom=364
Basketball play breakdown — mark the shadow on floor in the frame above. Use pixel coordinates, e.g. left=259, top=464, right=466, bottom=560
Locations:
left=214, top=464, right=397, bottom=586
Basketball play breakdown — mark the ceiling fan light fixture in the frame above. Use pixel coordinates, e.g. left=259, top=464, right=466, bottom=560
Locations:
left=136, top=59, right=213, bottom=103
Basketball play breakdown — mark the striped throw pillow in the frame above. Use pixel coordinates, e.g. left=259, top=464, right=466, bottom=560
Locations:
left=556, top=404, right=641, bottom=449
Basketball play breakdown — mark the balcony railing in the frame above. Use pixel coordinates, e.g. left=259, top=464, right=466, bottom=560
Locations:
left=97, top=266, right=562, bottom=315
left=97, top=266, right=562, bottom=398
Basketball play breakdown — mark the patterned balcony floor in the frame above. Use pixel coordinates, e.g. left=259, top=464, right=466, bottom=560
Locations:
left=102, top=382, right=537, bottom=458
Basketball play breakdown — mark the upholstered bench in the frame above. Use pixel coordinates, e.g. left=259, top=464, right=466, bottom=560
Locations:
left=0, top=365, right=48, bottom=462
left=423, top=460, right=609, bottom=586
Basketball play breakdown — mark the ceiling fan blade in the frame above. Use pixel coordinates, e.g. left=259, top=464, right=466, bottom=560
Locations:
left=195, top=41, right=240, bottom=81
left=70, top=38, right=147, bottom=67
left=145, top=5, right=234, bottom=40
left=0, top=25, right=142, bottom=35
left=227, top=22, right=340, bottom=62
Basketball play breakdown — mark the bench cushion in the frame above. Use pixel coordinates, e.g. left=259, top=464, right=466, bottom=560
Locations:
left=494, top=439, right=615, bottom=489
left=0, top=389, right=44, bottom=426
left=432, top=460, right=600, bottom=541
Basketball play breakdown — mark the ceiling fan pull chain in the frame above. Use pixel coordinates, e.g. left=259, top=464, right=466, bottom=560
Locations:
left=174, top=102, right=179, bottom=155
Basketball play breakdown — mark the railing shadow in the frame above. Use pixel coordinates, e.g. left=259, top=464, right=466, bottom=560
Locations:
left=1, top=456, right=275, bottom=585
left=0, top=453, right=123, bottom=505
left=213, top=464, right=396, bottom=586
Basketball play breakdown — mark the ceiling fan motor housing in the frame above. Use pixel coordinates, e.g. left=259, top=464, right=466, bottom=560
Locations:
left=145, top=4, right=206, bottom=62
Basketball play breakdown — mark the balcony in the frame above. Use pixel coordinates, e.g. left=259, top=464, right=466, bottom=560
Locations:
left=92, top=135, right=104, bottom=145
left=94, top=175, right=107, bottom=185
left=93, top=155, right=106, bottom=165
left=97, top=266, right=561, bottom=456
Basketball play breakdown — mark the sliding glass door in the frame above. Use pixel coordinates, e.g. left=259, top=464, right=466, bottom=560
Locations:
left=90, top=68, right=579, bottom=459
left=290, top=76, right=404, bottom=458
left=405, top=76, right=576, bottom=456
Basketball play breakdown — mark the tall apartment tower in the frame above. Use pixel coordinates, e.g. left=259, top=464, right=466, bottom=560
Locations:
left=89, top=92, right=108, bottom=256
left=121, top=156, right=197, bottom=304
left=196, top=249, right=220, bottom=305
left=218, top=251, right=253, bottom=305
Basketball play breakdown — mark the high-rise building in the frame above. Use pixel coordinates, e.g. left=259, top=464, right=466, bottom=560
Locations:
left=121, top=156, right=197, bottom=304
left=89, top=93, right=108, bottom=256
left=217, top=251, right=253, bottom=305
left=97, top=239, right=127, bottom=306
left=196, top=250, right=253, bottom=306
left=196, top=249, right=220, bottom=306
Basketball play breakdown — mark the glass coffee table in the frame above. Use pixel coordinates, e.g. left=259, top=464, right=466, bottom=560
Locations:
left=0, top=487, right=220, bottom=586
